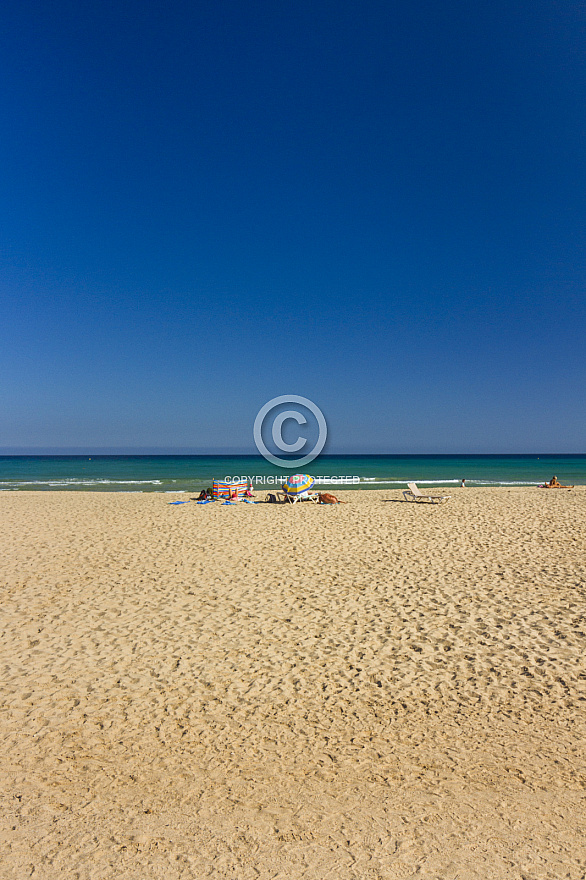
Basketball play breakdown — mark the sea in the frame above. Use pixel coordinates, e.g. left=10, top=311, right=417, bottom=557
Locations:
left=0, top=454, right=584, bottom=492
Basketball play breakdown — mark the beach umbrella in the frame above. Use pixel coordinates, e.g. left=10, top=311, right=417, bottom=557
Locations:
left=283, top=473, right=315, bottom=497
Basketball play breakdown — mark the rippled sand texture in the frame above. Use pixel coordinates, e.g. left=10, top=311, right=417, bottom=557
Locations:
left=1, top=488, right=586, bottom=879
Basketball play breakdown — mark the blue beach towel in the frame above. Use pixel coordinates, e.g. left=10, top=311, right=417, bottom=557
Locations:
left=168, top=500, right=190, bottom=505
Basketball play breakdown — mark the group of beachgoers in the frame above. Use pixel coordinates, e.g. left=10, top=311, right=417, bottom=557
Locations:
left=194, top=486, right=344, bottom=504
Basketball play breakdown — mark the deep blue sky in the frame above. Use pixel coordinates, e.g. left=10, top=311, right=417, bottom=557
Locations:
left=1, top=0, right=584, bottom=453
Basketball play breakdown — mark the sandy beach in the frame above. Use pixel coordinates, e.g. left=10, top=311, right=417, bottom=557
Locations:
left=1, top=487, right=585, bottom=879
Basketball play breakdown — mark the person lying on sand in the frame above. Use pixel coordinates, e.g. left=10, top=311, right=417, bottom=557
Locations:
left=542, top=476, right=574, bottom=488
left=318, top=492, right=347, bottom=504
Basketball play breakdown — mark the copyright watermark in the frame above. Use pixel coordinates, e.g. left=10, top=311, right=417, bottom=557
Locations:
left=253, top=395, right=327, bottom=468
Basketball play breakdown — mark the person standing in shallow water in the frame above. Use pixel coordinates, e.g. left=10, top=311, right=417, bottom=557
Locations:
left=461, top=478, right=466, bottom=488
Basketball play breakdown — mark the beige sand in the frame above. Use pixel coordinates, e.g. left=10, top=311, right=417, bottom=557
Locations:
left=1, top=488, right=585, bottom=879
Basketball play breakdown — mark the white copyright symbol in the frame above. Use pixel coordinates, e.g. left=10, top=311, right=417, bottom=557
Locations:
left=253, top=395, right=327, bottom=468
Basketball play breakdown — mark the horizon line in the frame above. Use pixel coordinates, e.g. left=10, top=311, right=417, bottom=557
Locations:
left=1, top=448, right=584, bottom=456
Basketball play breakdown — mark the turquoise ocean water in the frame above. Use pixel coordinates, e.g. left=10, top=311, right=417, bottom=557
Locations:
left=0, top=455, right=584, bottom=491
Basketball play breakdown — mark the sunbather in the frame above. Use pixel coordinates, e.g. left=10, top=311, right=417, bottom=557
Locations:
left=543, top=475, right=574, bottom=488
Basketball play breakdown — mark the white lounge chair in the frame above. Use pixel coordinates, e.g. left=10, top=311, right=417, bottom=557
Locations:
left=403, top=482, right=451, bottom=504
left=283, top=490, right=319, bottom=504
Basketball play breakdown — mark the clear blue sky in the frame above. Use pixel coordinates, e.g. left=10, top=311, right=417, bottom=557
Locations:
left=1, top=0, right=584, bottom=453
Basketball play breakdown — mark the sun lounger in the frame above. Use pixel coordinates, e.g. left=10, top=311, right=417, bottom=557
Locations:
left=283, top=490, right=319, bottom=504
left=403, top=482, right=451, bottom=504
left=264, top=490, right=319, bottom=504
